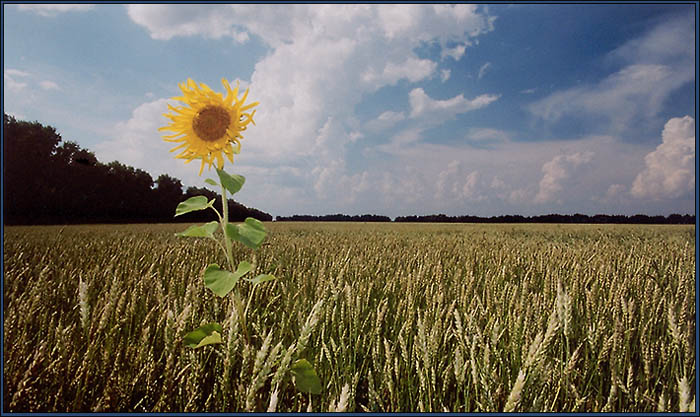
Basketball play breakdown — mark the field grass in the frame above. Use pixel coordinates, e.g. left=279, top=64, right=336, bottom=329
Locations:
left=2, top=222, right=696, bottom=412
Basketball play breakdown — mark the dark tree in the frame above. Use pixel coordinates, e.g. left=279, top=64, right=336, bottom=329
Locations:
left=3, top=114, right=272, bottom=224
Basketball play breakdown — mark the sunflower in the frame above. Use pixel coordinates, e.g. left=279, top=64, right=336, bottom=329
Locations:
left=160, top=78, right=258, bottom=175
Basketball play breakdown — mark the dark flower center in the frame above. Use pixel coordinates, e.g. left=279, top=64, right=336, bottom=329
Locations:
left=193, top=105, right=230, bottom=142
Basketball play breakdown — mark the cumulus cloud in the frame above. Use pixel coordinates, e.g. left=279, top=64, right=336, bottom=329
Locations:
left=18, top=4, right=94, bottom=17
left=362, top=56, right=437, bottom=86
left=630, top=116, right=695, bottom=200
left=375, top=88, right=499, bottom=155
left=535, top=151, right=594, bottom=204
left=126, top=5, right=249, bottom=42
left=102, top=4, right=500, bottom=216
left=311, top=158, right=370, bottom=204
left=606, top=184, right=626, bottom=198
left=435, top=161, right=484, bottom=203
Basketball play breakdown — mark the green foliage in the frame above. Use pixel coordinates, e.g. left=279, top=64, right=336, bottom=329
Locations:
left=226, top=218, right=267, bottom=249
left=216, top=168, right=245, bottom=195
left=174, top=196, right=214, bottom=217
left=203, top=262, right=252, bottom=297
left=290, top=359, right=322, bottom=394
left=175, top=221, right=219, bottom=238
left=245, top=274, right=276, bottom=286
left=183, top=323, right=224, bottom=348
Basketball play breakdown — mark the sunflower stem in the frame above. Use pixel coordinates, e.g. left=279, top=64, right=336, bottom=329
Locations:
left=220, top=183, right=250, bottom=344
left=220, top=185, right=235, bottom=268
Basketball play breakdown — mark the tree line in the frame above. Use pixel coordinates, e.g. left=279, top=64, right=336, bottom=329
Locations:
left=275, top=213, right=694, bottom=224
left=275, top=214, right=392, bottom=222
left=393, top=213, right=695, bottom=224
left=3, top=114, right=272, bottom=225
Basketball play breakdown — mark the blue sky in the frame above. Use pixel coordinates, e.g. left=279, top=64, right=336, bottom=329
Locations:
left=3, top=3, right=696, bottom=218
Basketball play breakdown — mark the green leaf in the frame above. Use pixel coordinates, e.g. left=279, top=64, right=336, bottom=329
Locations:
left=216, top=169, right=245, bottom=195
left=183, top=322, right=223, bottom=348
left=239, top=218, right=267, bottom=249
left=224, top=223, right=241, bottom=242
left=205, top=178, right=219, bottom=187
left=195, top=331, right=222, bottom=348
left=175, top=196, right=214, bottom=217
left=203, top=262, right=252, bottom=297
left=175, top=221, right=219, bottom=238
left=290, top=359, right=322, bottom=394
left=226, top=217, right=267, bottom=249
left=245, top=274, right=276, bottom=285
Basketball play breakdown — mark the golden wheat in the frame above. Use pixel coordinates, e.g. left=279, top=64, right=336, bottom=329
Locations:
left=2, top=222, right=695, bottom=412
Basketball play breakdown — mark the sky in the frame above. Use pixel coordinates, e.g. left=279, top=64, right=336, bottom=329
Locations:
left=3, top=3, right=697, bottom=218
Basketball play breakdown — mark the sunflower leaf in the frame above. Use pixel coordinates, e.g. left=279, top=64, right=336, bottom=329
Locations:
left=224, top=218, right=267, bottom=249
left=290, top=359, right=322, bottom=394
left=203, top=262, right=252, bottom=297
left=216, top=169, right=245, bottom=195
left=175, top=221, right=219, bottom=238
left=205, top=178, right=219, bottom=187
left=245, top=274, right=276, bottom=285
left=175, top=196, right=214, bottom=217
left=183, top=322, right=223, bottom=348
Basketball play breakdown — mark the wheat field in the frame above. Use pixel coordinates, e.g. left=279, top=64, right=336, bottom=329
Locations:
left=2, top=222, right=695, bottom=412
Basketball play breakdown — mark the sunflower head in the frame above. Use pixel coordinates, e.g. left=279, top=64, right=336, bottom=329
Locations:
left=159, top=78, right=259, bottom=175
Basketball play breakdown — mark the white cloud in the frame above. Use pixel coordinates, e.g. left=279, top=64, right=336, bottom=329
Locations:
left=377, top=88, right=501, bottom=155
left=366, top=110, right=406, bottom=132
left=94, top=98, right=206, bottom=187
left=385, top=127, right=423, bottom=149
left=630, top=116, right=695, bottom=200
left=18, top=4, right=94, bottom=17
left=466, top=128, right=510, bottom=143
left=362, top=56, right=437, bottom=86
left=609, top=14, right=695, bottom=66
left=4, top=69, right=60, bottom=93
left=39, top=80, right=60, bottom=91
left=477, top=62, right=491, bottom=79
left=529, top=64, right=690, bottom=133
left=442, top=44, right=467, bottom=60
left=535, top=151, right=594, bottom=204
left=490, top=176, right=505, bottom=189
left=125, top=4, right=497, bottom=171
left=528, top=15, right=694, bottom=136
left=606, top=184, right=626, bottom=199
left=409, top=87, right=500, bottom=120
left=121, top=5, right=687, bottom=217
left=126, top=5, right=249, bottom=42
left=311, top=158, right=370, bottom=204
left=4, top=69, right=29, bottom=92
left=520, top=88, right=536, bottom=94
left=4, top=69, right=30, bottom=78
left=440, top=69, right=451, bottom=82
